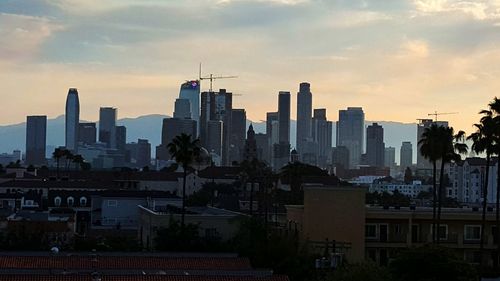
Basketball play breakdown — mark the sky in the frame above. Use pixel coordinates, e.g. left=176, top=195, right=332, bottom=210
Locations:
left=1, top=0, right=500, bottom=134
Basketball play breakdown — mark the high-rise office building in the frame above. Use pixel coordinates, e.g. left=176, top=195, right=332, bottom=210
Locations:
left=78, top=123, right=96, bottom=145
left=115, top=125, right=127, bottom=153
left=179, top=80, right=200, bottom=131
left=274, top=91, right=291, bottom=169
left=173, top=98, right=191, bottom=119
left=384, top=147, right=396, bottom=168
left=207, top=120, right=223, bottom=159
left=417, top=119, right=448, bottom=169
left=278, top=92, right=290, bottom=144
left=65, top=88, right=80, bottom=152
left=266, top=112, right=278, bottom=164
left=200, top=89, right=232, bottom=165
left=296, top=82, right=312, bottom=157
left=400, top=141, right=413, bottom=169
left=156, top=118, right=197, bottom=161
left=99, top=107, right=117, bottom=148
left=336, top=107, right=364, bottom=168
left=366, top=123, right=385, bottom=167
left=254, top=133, right=268, bottom=163
left=312, top=108, right=333, bottom=168
left=332, top=146, right=350, bottom=169
left=26, top=115, right=47, bottom=166
left=229, top=109, right=246, bottom=164
left=127, top=139, right=151, bottom=168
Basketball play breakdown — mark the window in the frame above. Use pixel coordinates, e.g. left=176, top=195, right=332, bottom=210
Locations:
left=464, top=225, right=481, bottom=241
left=394, top=224, right=402, bottom=235
left=67, top=196, right=74, bottom=207
left=107, top=200, right=117, bottom=207
left=431, top=224, right=448, bottom=240
left=205, top=228, right=218, bottom=238
left=365, top=224, right=377, bottom=239
left=54, top=196, right=61, bottom=207
left=80, top=197, right=87, bottom=207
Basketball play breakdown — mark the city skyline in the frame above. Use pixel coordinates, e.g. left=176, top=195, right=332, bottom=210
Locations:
left=1, top=0, right=499, bottom=133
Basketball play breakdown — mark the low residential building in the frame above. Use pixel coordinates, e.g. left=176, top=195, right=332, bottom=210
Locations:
left=138, top=205, right=244, bottom=250
left=448, top=157, right=497, bottom=204
left=369, top=180, right=431, bottom=198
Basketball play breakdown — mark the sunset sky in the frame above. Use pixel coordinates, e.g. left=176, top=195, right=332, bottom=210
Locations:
left=1, top=0, right=500, bottom=134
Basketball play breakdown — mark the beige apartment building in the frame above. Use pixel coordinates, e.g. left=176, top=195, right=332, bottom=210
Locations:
left=286, top=185, right=500, bottom=265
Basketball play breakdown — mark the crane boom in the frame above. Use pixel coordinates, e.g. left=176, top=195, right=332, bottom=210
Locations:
left=428, top=111, right=459, bottom=122
left=199, top=63, right=237, bottom=92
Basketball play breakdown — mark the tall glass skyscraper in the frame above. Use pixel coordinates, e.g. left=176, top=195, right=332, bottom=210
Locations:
left=179, top=80, right=200, bottom=134
left=296, top=82, right=312, bottom=156
left=65, top=88, right=80, bottom=151
left=26, top=115, right=47, bottom=166
left=336, top=107, right=365, bottom=168
left=99, top=107, right=117, bottom=148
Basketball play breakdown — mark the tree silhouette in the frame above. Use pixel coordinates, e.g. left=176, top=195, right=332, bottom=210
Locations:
left=167, top=133, right=201, bottom=227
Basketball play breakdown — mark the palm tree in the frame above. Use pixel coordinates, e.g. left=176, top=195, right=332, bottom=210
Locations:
left=437, top=127, right=467, bottom=244
left=52, top=148, right=65, bottom=179
left=468, top=111, right=496, bottom=266
left=418, top=124, right=444, bottom=243
left=486, top=97, right=500, bottom=267
left=63, top=149, right=74, bottom=171
left=167, top=133, right=201, bottom=227
left=72, top=154, right=84, bottom=171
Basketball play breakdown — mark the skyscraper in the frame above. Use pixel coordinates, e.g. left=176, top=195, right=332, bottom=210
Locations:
left=65, top=88, right=80, bottom=152
left=127, top=139, right=151, bottom=168
left=99, top=107, right=117, bottom=148
left=26, top=115, right=47, bottom=166
left=400, top=141, right=413, bottom=169
left=173, top=98, right=191, bottom=119
left=366, top=123, right=385, bottom=167
left=156, top=118, right=197, bottom=161
left=115, top=125, right=127, bottom=153
left=207, top=120, right=223, bottom=159
left=274, top=91, right=291, bottom=169
left=199, top=89, right=232, bottom=165
left=296, top=82, right=312, bottom=157
left=384, top=147, right=396, bottom=168
left=312, top=109, right=333, bottom=168
left=179, top=80, right=200, bottom=130
left=278, top=91, right=290, bottom=144
left=337, top=107, right=364, bottom=168
left=78, top=123, right=96, bottom=145
left=266, top=112, right=278, bottom=164
left=229, top=109, right=246, bottom=164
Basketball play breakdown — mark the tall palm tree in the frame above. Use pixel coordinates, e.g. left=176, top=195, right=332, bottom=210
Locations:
left=167, top=133, right=201, bottom=227
left=418, top=124, right=444, bottom=243
left=487, top=98, right=500, bottom=267
left=63, top=149, right=74, bottom=171
left=52, top=148, right=65, bottom=179
left=437, top=127, right=468, bottom=244
left=468, top=111, right=496, bottom=266
left=72, top=154, right=84, bottom=171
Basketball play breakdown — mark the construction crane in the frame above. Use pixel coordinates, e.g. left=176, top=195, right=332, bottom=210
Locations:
left=428, top=111, right=459, bottom=122
left=199, top=63, right=237, bottom=92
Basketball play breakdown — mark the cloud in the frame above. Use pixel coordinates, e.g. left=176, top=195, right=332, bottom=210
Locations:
left=413, top=0, right=500, bottom=20
left=400, top=39, right=430, bottom=58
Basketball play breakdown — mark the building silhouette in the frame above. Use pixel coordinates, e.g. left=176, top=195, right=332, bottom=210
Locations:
left=384, top=147, right=396, bottom=168
left=243, top=124, right=258, bottom=162
left=312, top=108, right=333, bottom=168
left=115, top=125, right=127, bottom=153
left=207, top=120, right=223, bottom=160
left=156, top=118, right=197, bottom=161
left=173, top=98, right=191, bottom=119
left=266, top=112, right=279, bottom=164
left=65, top=88, right=79, bottom=152
left=26, top=115, right=47, bottom=166
left=274, top=91, right=291, bottom=169
left=229, top=109, right=246, bottom=164
left=179, top=80, right=200, bottom=133
left=296, top=82, right=312, bottom=159
left=77, top=123, right=96, bottom=146
left=366, top=123, right=385, bottom=167
left=337, top=107, right=364, bottom=168
left=400, top=141, right=413, bottom=169
left=126, top=139, right=151, bottom=168
left=99, top=107, right=117, bottom=148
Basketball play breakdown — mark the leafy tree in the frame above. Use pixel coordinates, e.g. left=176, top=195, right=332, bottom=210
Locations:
left=468, top=111, right=496, bottom=265
left=52, top=148, right=65, bottom=179
left=72, top=154, right=84, bottom=171
left=0, top=164, right=4, bottom=174
left=404, top=167, right=413, bottom=184
left=167, top=133, right=201, bottom=227
left=390, top=246, right=477, bottom=281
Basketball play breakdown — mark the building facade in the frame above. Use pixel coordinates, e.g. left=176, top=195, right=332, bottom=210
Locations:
left=65, top=88, right=80, bottom=152
left=337, top=107, right=364, bottom=168
left=25, top=115, right=47, bottom=166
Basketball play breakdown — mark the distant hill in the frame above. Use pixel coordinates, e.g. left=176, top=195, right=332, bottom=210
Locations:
left=0, top=115, right=417, bottom=163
